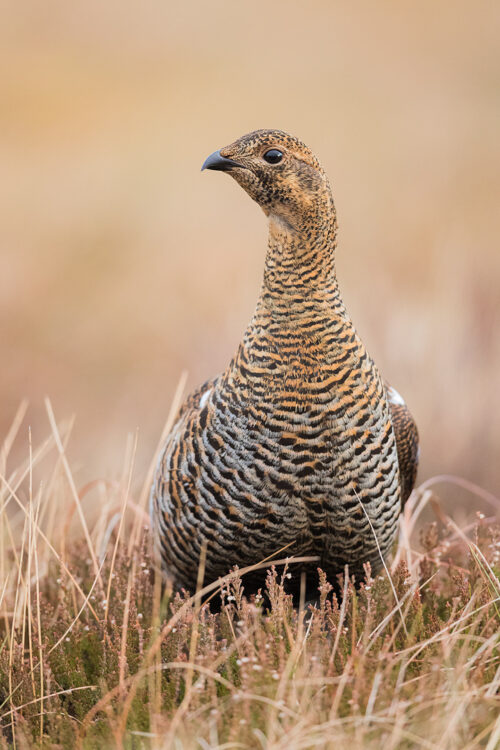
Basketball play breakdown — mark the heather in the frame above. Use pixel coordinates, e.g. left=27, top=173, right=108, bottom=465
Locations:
left=1, top=405, right=499, bottom=749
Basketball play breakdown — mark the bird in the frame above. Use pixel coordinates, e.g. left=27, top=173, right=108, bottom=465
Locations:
left=150, top=129, right=419, bottom=599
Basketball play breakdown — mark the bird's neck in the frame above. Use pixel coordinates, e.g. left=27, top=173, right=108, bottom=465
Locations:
left=240, top=193, right=359, bottom=376
left=261, top=190, right=340, bottom=307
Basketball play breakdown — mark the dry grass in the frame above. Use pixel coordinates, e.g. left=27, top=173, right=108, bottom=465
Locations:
left=1, top=403, right=499, bottom=749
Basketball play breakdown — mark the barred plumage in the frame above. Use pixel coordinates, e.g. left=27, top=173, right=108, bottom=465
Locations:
left=150, top=129, right=418, bottom=596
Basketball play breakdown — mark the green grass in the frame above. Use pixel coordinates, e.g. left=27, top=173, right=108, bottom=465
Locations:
left=1, top=402, right=499, bottom=749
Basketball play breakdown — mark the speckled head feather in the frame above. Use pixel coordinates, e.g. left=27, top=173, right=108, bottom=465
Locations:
left=151, top=129, right=419, bottom=599
left=216, top=129, right=331, bottom=230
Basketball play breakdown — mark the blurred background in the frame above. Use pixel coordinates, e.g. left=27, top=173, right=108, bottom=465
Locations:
left=1, top=1, right=499, bottom=506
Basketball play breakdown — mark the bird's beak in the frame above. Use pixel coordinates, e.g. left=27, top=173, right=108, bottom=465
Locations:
left=201, top=150, right=243, bottom=172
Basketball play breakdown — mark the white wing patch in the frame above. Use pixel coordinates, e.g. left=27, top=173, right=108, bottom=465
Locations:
left=199, top=387, right=212, bottom=410
left=387, top=385, right=405, bottom=407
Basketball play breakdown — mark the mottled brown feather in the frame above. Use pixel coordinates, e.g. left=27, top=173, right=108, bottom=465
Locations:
left=386, top=389, right=419, bottom=506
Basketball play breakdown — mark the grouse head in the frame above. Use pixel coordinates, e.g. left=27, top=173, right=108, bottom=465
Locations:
left=202, top=129, right=332, bottom=231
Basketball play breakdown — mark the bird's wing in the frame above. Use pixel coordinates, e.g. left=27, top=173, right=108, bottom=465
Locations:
left=385, top=384, right=419, bottom=507
left=155, top=377, right=219, bottom=463
left=176, top=377, right=219, bottom=421
left=151, top=376, right=219, bottom=523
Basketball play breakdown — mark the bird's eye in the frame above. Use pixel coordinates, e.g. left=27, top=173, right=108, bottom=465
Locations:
left=263, top=149, right=283, bottom=165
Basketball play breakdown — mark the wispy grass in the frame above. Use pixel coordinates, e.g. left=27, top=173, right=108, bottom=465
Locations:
left=0, top=403, right=499, bottom=749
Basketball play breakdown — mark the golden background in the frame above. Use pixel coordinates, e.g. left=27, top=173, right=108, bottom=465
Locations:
left=2, top=1, right=499, bottom=504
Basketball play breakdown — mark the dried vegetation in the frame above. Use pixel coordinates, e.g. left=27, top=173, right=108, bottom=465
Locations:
left=1, top=402, right=499, bottom=749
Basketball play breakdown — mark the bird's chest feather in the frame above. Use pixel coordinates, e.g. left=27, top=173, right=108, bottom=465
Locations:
left=216, top=343, right=391, bottom=497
